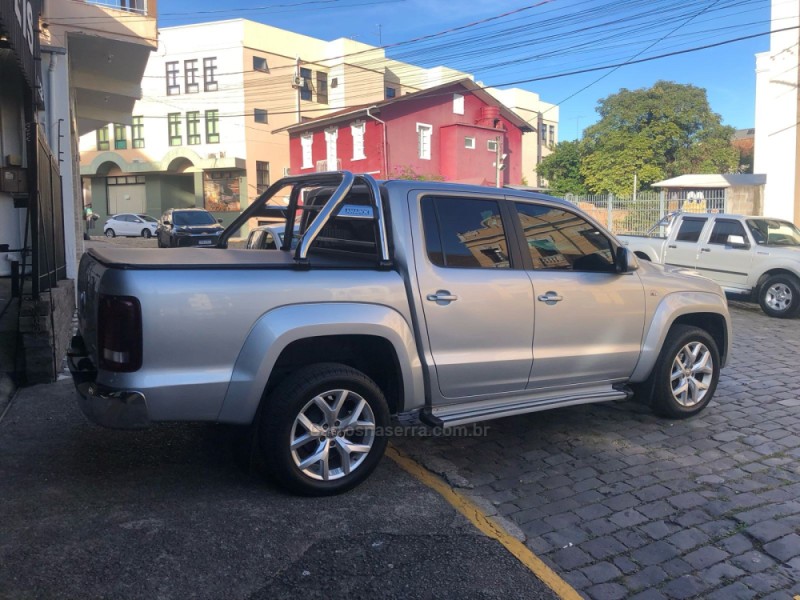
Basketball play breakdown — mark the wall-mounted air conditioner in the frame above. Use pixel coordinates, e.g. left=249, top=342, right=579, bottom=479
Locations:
left=292, top=76, right=303, bottom=88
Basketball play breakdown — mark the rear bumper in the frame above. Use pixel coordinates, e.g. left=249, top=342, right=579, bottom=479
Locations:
left=67, top=335, right=151, bottom=429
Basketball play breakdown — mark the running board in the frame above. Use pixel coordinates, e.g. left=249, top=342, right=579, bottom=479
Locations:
left=423, top=385, right=632, bottom=428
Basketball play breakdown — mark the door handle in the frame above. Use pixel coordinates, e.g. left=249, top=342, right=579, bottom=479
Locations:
left=700, top=248, right=711, bottom=253
left=537, top=292, right=564, bottom=304
left=667, top=244, right=677, bottom=249
left=427, top=291, right=458, bottom=304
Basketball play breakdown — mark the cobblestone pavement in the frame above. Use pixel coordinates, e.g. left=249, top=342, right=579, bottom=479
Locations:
left=395, top=303, right=800, bottom=600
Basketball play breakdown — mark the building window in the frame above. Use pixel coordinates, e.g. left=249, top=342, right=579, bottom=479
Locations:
left=325, top=128, right=338, bottom=170
left=186, top=111, right=200, bottom=145
left=184, top=59, right=199, bottom=94
left=540, top=123, right=547, bottom=144
left=300, top=67, right=312, bottom=101
left=96, top=126, right=110, bottom=151
left=253, top=56, right=268, bottom=72
left=316, top=72, right=328, bottom=104
left=548, top=124, right=555, bottom=146
left=203, top=57, right=218, bottom=92
left=351, top=121, right=366, bottom=161
left=464, top=136, right=475, bottom=150
left=132, top=116, right=144, bottom=149
left=254, top=108, right=268, bottom=124
left=168, top=113, right=182, bottom=146
left=385, top=87, right=396, bottom=99
left=113, top=124, right=127, bottom=149
left=166, top=61, right=180, bottom=95
left=453, top=93, right=464, bottom=115
left=301, top=134, right=313, bottom=169
left=487, top=139, right=498, bottom=152
left=205, top=110, right=219, bottom=144
left=256, top=160, right=270, bottom=195
left=417, top=123, right=432, bottom=160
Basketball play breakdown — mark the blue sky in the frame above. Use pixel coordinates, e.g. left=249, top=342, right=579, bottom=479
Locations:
left=160, top=0, right=773, bottom=140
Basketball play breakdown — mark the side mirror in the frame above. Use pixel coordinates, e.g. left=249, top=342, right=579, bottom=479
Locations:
left=727, top=234, right=749, bottom=249
left=163, top=220, right=171, bottom=226
left=217, top=219, right=223, bottom=224
left=615, top=246, right=639, bottom=273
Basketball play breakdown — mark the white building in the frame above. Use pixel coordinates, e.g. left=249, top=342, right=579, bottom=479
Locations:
left=754, top=0, right=800, bottom=222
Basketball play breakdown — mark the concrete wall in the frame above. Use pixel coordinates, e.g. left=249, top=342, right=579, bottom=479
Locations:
left=19, top=280, right=75, bottom=384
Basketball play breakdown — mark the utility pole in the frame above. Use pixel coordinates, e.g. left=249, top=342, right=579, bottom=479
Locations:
left=633, top=169, right=638, bottom=202
left=494, top=136, right=506, bottom=188
left=377, top=24, right=382, bottom=46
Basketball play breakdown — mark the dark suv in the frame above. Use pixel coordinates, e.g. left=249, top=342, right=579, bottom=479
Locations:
left=157, top=208, right=224, bottom=248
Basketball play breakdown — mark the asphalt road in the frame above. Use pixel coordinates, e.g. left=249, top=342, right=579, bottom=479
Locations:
left=0, top=379, right=558, bottom=600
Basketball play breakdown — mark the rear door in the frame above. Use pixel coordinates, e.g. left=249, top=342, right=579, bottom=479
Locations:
left=663, top=216, right=709, bottom=269
left=414, top=193, right=534, bottom=400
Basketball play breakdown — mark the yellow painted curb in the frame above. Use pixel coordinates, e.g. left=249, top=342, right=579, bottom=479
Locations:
left=386, top=445, right=583, bottom=600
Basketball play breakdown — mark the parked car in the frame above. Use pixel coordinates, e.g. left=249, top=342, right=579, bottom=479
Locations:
left=156, top=208, right=224, bottom=248
left=103, top=213, right=158, bottom=238
left=619, top=212, right=800, bottom=318
left=70, top=172, right=731, bottom=496
left=245, top=223, right=299, bottom=250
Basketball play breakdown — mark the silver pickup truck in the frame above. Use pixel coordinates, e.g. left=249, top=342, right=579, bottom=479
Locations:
left=619, top=212, right=800, bottom=318
left=69, top=172, right=731, bottom=495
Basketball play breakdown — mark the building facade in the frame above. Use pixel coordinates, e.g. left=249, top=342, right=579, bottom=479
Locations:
left=754, top=0, right=800, bottom=222
left=281, top=80, right=531, bottom=187
left=78, top=19, right=557, bottom=227
left=1, top=0, right=157, bottom=383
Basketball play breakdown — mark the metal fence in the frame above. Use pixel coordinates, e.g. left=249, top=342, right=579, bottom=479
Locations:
left=557, top=189, right=727, bottom=235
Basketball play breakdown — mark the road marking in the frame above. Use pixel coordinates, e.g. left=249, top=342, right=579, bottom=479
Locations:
left=386, top=445, right=583, bottom=600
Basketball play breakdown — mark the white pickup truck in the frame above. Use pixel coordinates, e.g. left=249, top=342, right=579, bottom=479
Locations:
left=619, top=212, right=800, bottom=318
left=69, top=172, right=731, bottom=495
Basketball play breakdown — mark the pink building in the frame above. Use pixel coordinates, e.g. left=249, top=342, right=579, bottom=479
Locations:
left=278, top=80, right=532, bottom=186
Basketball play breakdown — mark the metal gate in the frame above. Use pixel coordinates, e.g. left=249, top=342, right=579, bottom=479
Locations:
left=31, top=127, right=66, bottom=295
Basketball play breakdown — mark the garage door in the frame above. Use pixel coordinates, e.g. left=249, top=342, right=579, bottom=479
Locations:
left=108, top=176, right=146, bottom=214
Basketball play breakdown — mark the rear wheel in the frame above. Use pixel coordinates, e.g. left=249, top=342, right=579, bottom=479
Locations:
left=648, top=325, right=720, bottom=419
left=258, top=363, right=389, bottom=496
left=758, top=274, right=800, bottom=318
left=105, top=229, right=115, bottom=238
left=142, top=229, right=152, bottom=239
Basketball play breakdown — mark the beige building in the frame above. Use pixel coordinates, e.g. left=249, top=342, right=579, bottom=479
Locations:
left=79, top=19, right=558, bottom=228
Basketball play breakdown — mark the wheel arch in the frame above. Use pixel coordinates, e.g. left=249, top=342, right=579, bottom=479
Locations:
left=217, top=303, right=425, bottom=425
left=755, top=268, right=800, bottom=292
left=634, top=250, right=653, bottom=261
left=630, top=292, right=731, bottom=382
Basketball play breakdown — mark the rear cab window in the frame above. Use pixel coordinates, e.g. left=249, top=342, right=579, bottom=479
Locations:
left=675, top=217, right=708, bottom=242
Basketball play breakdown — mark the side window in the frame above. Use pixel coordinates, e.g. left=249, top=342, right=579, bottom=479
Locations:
left=515, top=203, right=615, bottom=272
left=421, top=196, right=510, bottom=269
left=263, top=232, right=277, bottom=250
left=708, top=219, right=747, bottom=245
left=675, top=218, right=707, bottom=242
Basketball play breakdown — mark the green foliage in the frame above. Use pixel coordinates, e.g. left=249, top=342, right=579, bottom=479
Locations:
left=537, top=141, right=588, bottom=195
left=579, top=81, right=739, bottom=194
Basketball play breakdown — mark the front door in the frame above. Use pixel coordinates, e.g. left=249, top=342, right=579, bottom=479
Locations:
left=695, top=218, right=752, bottom=290
left=414, top=194, right=534, bottom=400
left=512, top=202, right=646, bottom=389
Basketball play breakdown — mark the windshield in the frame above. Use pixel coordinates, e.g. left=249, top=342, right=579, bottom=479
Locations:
left=138, top=215, right=158, bottom=223
left=173, top=211, right=217, bottom=226
left=746, top=218, right=800, bottom=246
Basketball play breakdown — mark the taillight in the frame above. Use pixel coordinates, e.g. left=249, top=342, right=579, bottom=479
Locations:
left=98, top=295, right=142, bottom=372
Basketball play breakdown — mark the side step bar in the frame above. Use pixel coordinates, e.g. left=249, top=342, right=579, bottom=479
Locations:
left=422, top=385, right=633, bottom=428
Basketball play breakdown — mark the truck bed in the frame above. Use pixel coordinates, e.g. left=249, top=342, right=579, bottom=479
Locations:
left=87, top=247, right=382, bottom=270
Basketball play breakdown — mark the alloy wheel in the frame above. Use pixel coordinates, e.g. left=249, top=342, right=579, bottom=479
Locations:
left=670, top=342, right=714, bottom=407
left=765, top=283, right=792, bottom=313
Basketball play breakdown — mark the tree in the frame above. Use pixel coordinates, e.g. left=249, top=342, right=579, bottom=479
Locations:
left=580, top=81, right=739, bottom=194
left=537, top=141, right=588, bottom=195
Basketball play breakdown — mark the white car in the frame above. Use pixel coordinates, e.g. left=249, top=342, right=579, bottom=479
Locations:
left=104, top=214, right=159, bottom=239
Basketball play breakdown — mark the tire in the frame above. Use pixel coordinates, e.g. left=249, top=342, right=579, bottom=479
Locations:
left=648, top=325, right=720, bottom=419
left=105, top=229, right=115, bottom=238
left=142, top=229, right=152, bottom=239
left=258, top=363, right=390, bottom=496
left=758, top=274, right=800, bottom=318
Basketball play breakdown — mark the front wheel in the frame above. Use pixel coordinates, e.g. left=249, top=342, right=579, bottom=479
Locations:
left=142, top=229, right=152, bottom=239
left=258, top=363, right=389, bottom=496
left=104, top=229, right=115, bottom=238
left=758, top=274, right=800, bottom=318
left=648, top=325, right=720, bottom=419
